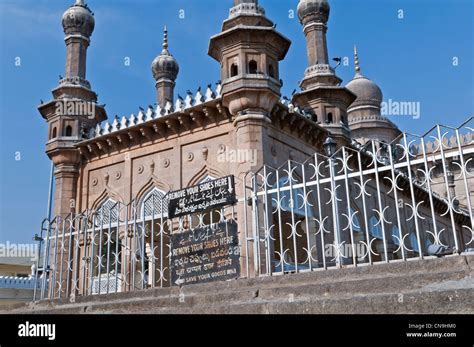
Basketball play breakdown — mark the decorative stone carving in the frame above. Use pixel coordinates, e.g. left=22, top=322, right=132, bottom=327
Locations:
left=138, top=165, right=144, bottom=174
left=271, top=146, right=277, bottom=157
left=202, top=147, right=209, bottom=161
left=218, top=144, right=226, bottom=154
left=187, top=152, right=194, bottom=162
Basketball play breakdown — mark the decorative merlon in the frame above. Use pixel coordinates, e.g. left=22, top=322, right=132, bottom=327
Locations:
left=92, top=82, right=222, bottom=139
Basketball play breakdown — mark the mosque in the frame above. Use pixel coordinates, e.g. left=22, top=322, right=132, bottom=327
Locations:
left=35, top=0, right=473, bottom=297
left=39, top=0, right=401, bottom=218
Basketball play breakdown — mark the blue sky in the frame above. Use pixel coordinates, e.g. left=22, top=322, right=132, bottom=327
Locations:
left=0, top=0, right=473, bottom=244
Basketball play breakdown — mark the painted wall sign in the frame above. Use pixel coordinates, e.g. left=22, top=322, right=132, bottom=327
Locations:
left=167, top=175, right=236, bottom=219
left=170, top=221, right=240, bottom=286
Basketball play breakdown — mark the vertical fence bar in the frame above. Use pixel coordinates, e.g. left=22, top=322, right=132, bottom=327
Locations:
left=72, top=215, right=81, bottom=297
left=420, top=137, right=440, bottom=252
left=242, top=174, right=250, bottom=277
left=301, top=162, right=313, bottom=271
left=81, top=211, right=89, bottom=296
left=372, top=141, right=389, bottom=263
left=41, top=218, right=53, bottom=300
left=402, top=133, right=424, bottom=259
left=89, top=214, right=96, bottom=296
left=388, top=143, right=406, bottom=261
left=65, top=214, right=74, bottom=298
left=131, top=202, right=137, bottom=292
left=123, top=203, right=130, bottom=292
left=151, top=195, right=156, bottom=288
left=113, top=204, right=119, bottom=293
left=436, top=125, right=460, bottom=252
left=160, top=198, right=165, bottom=288
left=314, top=154, right=326, bottom=270
left=287, top=161, right=299, bottom=272
left=141, top=205, right=146, bottom=290
left=97, top=208, right=104, bottom=295
left=342, top=148, right=357, bottom=267
left=33, top=220, right=47, bottom=301
left=357, top=151, right=372, bottom=265
left=455, top=128, right=474, bottom=244
left=58, top=218, right=66, bottom=299
left=274, top=169, right=285, bottom=273
left=262, top=166, right=272, bottom=275
left=329, top=155, right=341, bottom=268
left=106, top=207, right=112, bottom=294
left=251, top=174, right=261, bottom=275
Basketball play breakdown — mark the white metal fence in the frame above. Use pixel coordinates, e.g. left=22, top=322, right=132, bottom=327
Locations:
left=34, top=118, right=474, bottom=301
left=241, top=118, right=474, bottom=276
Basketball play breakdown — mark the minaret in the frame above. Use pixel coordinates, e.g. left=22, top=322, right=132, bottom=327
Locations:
left=63, top=0, right=92, bottom=83
left=292, top=0, right=356, bottom=145
left=38, top=0, right=106, bottom=217
left=208, top=0, right=291, bottom=117
left=208, top=0, right=290, bottom=276
left=297, top=0, right=340, bottom=88
left=152, top=27, right=179, bottom=109
left=346, top=46, right=401, bottom=145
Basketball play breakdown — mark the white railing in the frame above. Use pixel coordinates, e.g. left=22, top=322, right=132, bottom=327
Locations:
left=34, top=117, right=474, bottom=301
left=91, top=274, right=123, bottom=295
left=0, top=276, right=41, bottom=289
left=240, top=118, right=473, bottom=276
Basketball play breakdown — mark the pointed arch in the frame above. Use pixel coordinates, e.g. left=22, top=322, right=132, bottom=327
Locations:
left=140, top=187, right=168, bottom=219
left=134, top=176, right=171, bottom=219
left=90, top=187, right=124, bottom=212
left=135, top=176, right=171, bottom=204
left=187, top=165, right=226, bottom=187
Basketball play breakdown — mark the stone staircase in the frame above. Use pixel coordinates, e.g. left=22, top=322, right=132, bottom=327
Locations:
left=2, top=255, right=473, bottom=314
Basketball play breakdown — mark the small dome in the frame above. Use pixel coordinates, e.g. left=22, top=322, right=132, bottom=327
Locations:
left=62, top=0, right=95, bottom=37
left=151, top=28, right=179, bottom=81
left=346, top=74, right=383, bottom=107
left=297, top=0, right=330, bottom=24
left=346, top=46, right=383, bottom=108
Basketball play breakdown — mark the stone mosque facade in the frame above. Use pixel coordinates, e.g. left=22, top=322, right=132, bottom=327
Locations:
left=37, top=0, right=472, bottom=283
left=39, top=0, right=402, bottom=218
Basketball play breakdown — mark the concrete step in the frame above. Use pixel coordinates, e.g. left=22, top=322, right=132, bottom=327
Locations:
left=2, top=254, right=473, bottom=314
left=21, top=270, right=467, bottom=314
left=176, top=288, right=474, bottom=315
left=61, top=283, right=474, bottom=314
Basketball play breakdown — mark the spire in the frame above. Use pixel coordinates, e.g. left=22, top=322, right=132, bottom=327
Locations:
left=163, top=26, right=168, bottom=50
left=152, top=26, right=179, bottom=108
left=354, top=45, right=361, bottom=75
left=346, top=45, right=399, bottom=145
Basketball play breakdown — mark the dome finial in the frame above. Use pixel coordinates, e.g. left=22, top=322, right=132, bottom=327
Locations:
left=75, top=0, right=85, bottom=5
left=163, top=26, right=168, bottom=50
left=152, top=26, right=179, bottom=82
left=346, top=46, right=383, bottom=110
left=354, top=45, right=361, bottom=74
